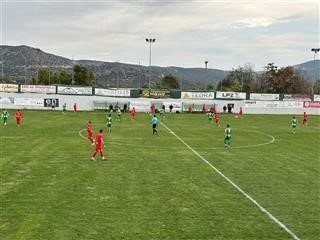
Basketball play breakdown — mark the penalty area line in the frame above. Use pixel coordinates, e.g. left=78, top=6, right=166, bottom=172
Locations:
left=159, top=121, right=300, bottom=240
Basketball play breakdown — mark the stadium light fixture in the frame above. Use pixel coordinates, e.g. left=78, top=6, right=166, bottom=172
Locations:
left=146, top=38, right=156, bottom=89
left=204, top=61, right=208, bottom=90
left=19, top=49, right=27, bottom=84
left=311, top=48, right=320, bottom=95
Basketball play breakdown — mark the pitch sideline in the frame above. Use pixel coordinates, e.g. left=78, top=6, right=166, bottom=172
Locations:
left=159, top=121, right=300, bottom=240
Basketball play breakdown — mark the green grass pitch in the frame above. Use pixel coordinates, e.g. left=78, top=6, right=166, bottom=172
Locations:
left=0, top=110, right=319, bottom=239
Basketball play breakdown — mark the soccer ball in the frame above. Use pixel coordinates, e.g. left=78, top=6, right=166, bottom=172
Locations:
left=235, top=115, right=238, bottom=118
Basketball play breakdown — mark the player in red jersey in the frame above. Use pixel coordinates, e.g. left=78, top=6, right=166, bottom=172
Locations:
left=303, top=112, right=308, bottom=126
left=87, top=121, right=94, bottom=145
left=130, top=107, right=136, bottom=120
left=91, top=129, right=106, bottom=161
left=238, top=106, right=243, bottom=118
left=15, top=109, right=22, bottom=127
left=150, top=104, right=155, bottom=114
left=214, top=112, right=220, bottom=127
left=73, top=103, right=77, bottom=112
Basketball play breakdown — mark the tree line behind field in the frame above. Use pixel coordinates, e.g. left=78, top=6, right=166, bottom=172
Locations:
left=216, top=63, right=319, bottom=94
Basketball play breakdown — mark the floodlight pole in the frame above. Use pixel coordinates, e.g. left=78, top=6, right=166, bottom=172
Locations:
left=36, top=49, right=41, bottom=84
left=146, top=38, right=156, bottom=89
left=138, top=60, right=141, bottom=89
left=204, top=61, right=208, bottom=90
left=0, top=61, right=3, bottom=80
left=311, top=48, right=320, bottom=95
left=71, top=56, right=75, bottom=85
left=19, top=49, right=27, bottom=84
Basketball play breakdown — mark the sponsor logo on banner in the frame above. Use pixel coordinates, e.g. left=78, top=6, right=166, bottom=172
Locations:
left=181, top=92, right=215, bottom=100
left=44, top=98, right=59, bottom=107
left=265, top=102, right=279, bottom=108
left=244, top=100, right=257, bottom=107
left=314, top=95, right=320, bottom=101
left=140, top=90, right=170, bottom=98
left=57, top=86, right=92, bottom=95
left=303, top=101, right=320, bottom=108
left=283, top=94, right=311, bottom=101
left=95, top=88, right=130, bottom=97
left=20, top=85, right=56, bottom=94
left=250, top=93, right=279, bottom=101
left=216, top=91, right=246, bottom=99
left=245, top=100, right=303, bottom=108
left=14, top=98, right=44, bottom=106
left=0, top=97, right=14, bottom=104
left=282, top=101, right=303, bottom=108
left=0, top=84, right=19, bottom=93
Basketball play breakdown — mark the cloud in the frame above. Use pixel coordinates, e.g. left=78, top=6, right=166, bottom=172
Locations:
left=231, top=17, right=276, bottom=28
left=2, top=1, right=319, bottom=70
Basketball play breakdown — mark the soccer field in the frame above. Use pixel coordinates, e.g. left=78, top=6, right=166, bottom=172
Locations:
left=0, top=110, right=319, bottom=240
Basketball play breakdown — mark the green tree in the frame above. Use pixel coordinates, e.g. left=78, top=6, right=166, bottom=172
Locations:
left=312, top=80, right=320, bottom=94
left=206, top=84, right=215, bottom=91
left=158, top=74, right=180, bottom=89
left=73, top=64, right=95, bottom=86
left=217, top=64, right=254, bottom=92
left=58, top=70, right=72, bottom=85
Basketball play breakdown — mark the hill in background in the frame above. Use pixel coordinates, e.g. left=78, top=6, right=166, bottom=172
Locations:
left=0, top=45, right=319, bottom=88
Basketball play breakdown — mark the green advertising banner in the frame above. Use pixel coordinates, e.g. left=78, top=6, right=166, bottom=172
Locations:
left=140, top=89, right=170, bottom=98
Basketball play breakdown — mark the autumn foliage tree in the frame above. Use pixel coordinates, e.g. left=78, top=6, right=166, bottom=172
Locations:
left=264, top=63, right=310, bottom=94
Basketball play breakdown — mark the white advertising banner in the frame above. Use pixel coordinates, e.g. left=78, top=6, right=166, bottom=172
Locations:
left=14, top=98, right=44, bottom=106
left=283, top=94, right=311, bottom=101
left=95, top=88, right=130, bottom=97
left=245, top=100, right=303, bottom=108
left=20, top=85, right=56, bottom=94
left=181, top=91, right=215, bottom=100
left=216, top=91, right=246, bottom=100
left=0, top=84, right=19, bottom=93
left=313, top=95, right=320, bottom=101
left=0, top=97, right=14, bottom=104
left=57, top=86, right=92, bottom=95
left=250, top=93, right=279, bottom=101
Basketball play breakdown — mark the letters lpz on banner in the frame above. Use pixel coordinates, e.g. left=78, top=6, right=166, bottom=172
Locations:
left=216, top=91, right=246, bottom=99
left=140, top=90, right=170, bottom=98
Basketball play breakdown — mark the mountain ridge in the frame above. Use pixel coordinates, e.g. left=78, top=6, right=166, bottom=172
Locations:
left=0, top=45, right=319, bottom=88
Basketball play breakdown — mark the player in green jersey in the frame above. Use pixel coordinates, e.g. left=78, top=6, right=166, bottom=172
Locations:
left=1, top=109, right=9, bottom=126
left=62, top=103, right=66, bottom=114
left=116, top=108, right=121, bottom=121
left=159, top=108, right=165, bottom=118
left=224, top=124, right=232, bottom=148
left=107, top=114, right=113, bottom=133
left=291, top=116, right=298, bottom=134
left=207, top=112, right=213, bottom=123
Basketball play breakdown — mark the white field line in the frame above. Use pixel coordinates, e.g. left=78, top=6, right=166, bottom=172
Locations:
left=78, top=129, right=275, bottom=150
left=78, top=129, right=88, bottom=140
left=159, top=121, right=300, bottom=240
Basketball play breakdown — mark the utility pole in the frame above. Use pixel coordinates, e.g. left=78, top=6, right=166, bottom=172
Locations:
left=311, top=48, right=320, bottom=95
left=19, top=49, right=27, bottom=84
left=71, top=56, right=75, bottom=85
left=146, top=38, right=156, bottom=89
left=204, top=61, right=208, bottom=90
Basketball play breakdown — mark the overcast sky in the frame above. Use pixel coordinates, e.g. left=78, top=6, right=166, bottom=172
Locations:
left=1, top=0, right=319, bottom=70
